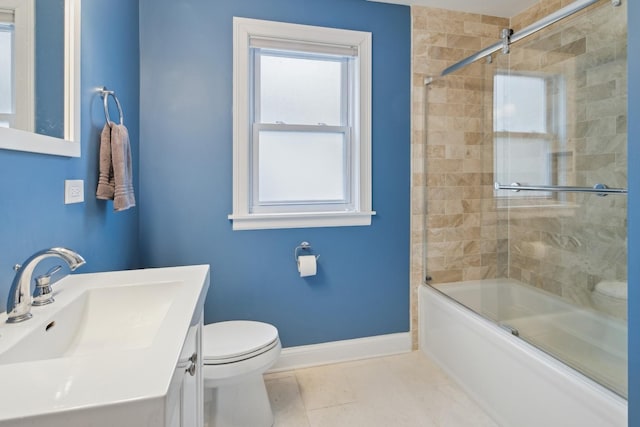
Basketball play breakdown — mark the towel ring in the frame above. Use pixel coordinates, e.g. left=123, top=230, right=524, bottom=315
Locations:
left=99, top=87, right=124, bottom=126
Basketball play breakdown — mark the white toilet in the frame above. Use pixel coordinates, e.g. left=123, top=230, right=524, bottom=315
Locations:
left=591, top=280, right=627, bottom=319
left=202, top=321, right=281, bottom=427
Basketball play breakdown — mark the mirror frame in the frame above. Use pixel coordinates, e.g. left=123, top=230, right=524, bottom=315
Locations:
left=0, top=0, right=80, bottom=157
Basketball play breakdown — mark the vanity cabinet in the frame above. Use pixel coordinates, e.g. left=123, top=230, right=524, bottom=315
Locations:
left=167, top=315, right=204, bottom=427
left=0, top=265, right=210, bottom=427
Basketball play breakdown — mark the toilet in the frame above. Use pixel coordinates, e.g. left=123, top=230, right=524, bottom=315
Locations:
left=591, top=280, right=627, bottom=319
left=202, top=321, right=281, bottom=427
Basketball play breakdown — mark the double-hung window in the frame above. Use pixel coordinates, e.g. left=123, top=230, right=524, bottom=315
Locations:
left=0, top=14, right=15, bottom=128
left=493, top=71, right=566, bottom=200
left=230, top=18, right=374, bottom=230
left=0, top=0, right=33, bottom=132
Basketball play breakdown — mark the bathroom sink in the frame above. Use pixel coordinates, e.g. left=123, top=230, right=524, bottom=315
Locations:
left=0, top=265, right=210, bottom=426
left=0, top=281, right=181, bottom=364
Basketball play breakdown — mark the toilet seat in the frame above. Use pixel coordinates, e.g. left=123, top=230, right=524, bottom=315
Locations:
left=202, top=320, right=280, bottom=365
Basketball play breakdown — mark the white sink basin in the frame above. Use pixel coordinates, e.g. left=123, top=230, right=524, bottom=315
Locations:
left=0, top=265, right=209, bottom=426
left=0, top=281, right=181, bottom=364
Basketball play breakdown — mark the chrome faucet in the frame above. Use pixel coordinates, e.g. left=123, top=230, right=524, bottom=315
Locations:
left=6, top=247, right=86, bottom=323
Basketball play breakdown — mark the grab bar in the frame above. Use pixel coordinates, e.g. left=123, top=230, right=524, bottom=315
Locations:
left=99, top=87, right=124, bottom=126
left=494, top=182, right=628, bottom=196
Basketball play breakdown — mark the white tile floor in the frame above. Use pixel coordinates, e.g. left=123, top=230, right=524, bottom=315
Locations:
left=265, top=351, right=499, bottom=427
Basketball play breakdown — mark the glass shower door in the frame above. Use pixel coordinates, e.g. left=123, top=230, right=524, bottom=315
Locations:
left=492, top=0, right=628, bottom=397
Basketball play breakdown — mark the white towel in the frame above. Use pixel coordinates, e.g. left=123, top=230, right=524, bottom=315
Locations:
left=96, top=122, right=136, bottom=211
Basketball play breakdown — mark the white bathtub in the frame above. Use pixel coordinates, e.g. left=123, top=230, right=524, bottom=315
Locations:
left=419, top=279, right=627, bottom=427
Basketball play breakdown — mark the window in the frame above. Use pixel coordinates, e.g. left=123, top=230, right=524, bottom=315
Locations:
left=229, top=17, right=374, bottom=230
left=0, top=17, right=14, bottom=128
left=493, top=71, right=566, bottom=199
left=0, top=0, right=34, bottom=132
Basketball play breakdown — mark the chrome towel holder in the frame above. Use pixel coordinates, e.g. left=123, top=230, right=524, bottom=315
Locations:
left=99, top=86, right=124, bottom=126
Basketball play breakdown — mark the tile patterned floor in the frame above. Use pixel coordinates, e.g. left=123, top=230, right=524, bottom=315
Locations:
left=265, top=351, right=499, bottom=427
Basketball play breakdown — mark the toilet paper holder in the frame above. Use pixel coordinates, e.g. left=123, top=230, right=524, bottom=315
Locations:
left=294, top=242, right=320, bottom=263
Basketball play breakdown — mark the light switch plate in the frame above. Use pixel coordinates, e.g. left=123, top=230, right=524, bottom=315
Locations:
left=65, top=180, right=84, bottom=204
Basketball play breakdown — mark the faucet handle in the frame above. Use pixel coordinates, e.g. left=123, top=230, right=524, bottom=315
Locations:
left=32, top=265, right=62, bottom=306
left=35, top=265, right=63, bottom=285
left=13, top=264, right=21, bottom=271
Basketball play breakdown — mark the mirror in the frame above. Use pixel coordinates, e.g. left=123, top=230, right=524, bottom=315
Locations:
left=0, top=0, right=80, bottom=157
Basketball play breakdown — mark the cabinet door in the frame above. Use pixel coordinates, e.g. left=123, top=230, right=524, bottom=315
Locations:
left=181, top=319, right=203, bottom=427
left=167, top=316, right=203, bottom=427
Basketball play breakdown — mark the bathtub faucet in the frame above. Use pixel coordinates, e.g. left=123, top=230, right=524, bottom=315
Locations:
left=6, top=247, right=86, bottom=323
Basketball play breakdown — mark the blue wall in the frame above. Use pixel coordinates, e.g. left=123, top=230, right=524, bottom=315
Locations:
left=138, top=0, right=411, bottom=347
left=0, top=0, right=140, bottom=308
left=628, top=0, right=638, bottom=423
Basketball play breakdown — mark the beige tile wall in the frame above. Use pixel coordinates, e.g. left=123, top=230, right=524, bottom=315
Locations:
left=511, top=0, right=585, bottom=32
left=410, top=7, right=509, bottom=347
left=410, top=0, right=628, bottom=346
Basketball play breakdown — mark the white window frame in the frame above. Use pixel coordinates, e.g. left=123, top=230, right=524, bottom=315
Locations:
left=229, top=17, right=374, bottom=230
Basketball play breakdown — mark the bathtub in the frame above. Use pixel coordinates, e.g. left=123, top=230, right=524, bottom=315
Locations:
left=419, top=279, right=627, bottom=427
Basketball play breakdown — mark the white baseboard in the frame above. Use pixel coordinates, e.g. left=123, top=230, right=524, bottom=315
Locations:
left=269, top=332, right=412, bottom=372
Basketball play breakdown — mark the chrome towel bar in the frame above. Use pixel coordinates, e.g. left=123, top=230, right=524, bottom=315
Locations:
left=494, top=182, right=628, bottom=196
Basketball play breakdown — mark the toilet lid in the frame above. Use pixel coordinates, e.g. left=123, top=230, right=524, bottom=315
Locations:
left=202, top=321, right=279, bottom=362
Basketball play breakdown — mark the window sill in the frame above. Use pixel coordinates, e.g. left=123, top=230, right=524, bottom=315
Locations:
left=228, top=211, right=376, bottom=230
